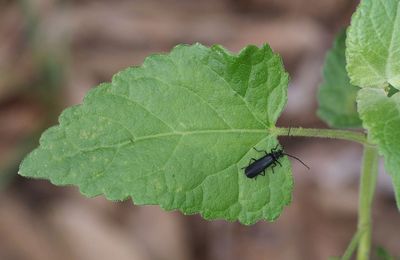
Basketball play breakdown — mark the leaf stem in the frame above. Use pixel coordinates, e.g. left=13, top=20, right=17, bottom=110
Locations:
left=272, top=127, right=368, bottom=145
left=356, top=145, right=378, bottom=260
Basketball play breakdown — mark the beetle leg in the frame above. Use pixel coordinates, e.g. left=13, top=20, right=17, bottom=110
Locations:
left=271, top=144, right=279, bottom=152
left=276, top=160, right=282, bottom=167
left=271, top=162, right=277, bottom=174
left=248, top=158, right=257, bottom=165
left=261, top=171, right=266, bottom=176
left=241, top=158, right=257, bottom=169
left=253, top=147, right=264, bottom=153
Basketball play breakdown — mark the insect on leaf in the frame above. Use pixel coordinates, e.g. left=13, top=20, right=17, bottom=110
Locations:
left=346, top=0, right=400, bottom=89
left=358, top=88, right=400, bottom=209
left=19, top=43, right=292, bottom=225
left=317, top=29, right=362, bottom=128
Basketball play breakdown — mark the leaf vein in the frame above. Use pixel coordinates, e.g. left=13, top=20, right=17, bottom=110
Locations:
left=196, top=58, right=268, bottom=127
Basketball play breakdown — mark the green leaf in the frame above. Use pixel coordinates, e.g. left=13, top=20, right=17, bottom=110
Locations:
left=346, top=0, right=400, bottom=89
left=19, top=43, right=292, bottom=225
left=357, top=88, right=400, bottom=209
left=317, top=30, right=362, bottom=128
left=388, top=84, right=400, bottom=97
left=376, top=246, right=395, bottom=260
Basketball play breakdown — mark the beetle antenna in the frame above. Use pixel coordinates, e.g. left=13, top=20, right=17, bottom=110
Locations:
left=283, top=153, right=310, bottom=170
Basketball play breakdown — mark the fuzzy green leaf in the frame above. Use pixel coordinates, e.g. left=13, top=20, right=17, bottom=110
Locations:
left=19, top=43, right=292, bottom=225
left=318, top=30, right=362, bottom=128
left=358, top=88, right=400, bottom=209
left=376, top=246, right=395, bottom=260
left=346, top=0, right=400, bottom=89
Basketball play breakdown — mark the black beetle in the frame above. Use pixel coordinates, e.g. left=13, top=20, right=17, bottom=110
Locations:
left=242, top=144, right=309, bottom=179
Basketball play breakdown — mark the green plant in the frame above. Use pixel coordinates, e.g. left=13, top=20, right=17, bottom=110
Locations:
left=19, top=0, right=400, bottom=259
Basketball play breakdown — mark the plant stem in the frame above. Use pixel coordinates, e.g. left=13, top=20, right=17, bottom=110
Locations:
left=274, top=126, right=378, bottom=258
left=341, top=230, right=363, bottom=260
left=356, top=145, right=379, bottom=260
left=272, top=127, right=368, bottom=145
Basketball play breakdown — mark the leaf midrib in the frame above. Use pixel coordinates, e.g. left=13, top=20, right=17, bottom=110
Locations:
left=133, top=128, right=268, bottom=142
left=64, top=128, right=269, bottom=154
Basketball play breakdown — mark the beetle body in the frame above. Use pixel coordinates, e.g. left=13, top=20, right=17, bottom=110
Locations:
left=243, top=145, right=309, bottom=179
left=244, top=148, right=284, bottom=178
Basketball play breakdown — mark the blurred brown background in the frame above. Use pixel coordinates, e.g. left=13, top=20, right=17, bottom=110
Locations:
left=1, top=0, right=399, bottom=259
